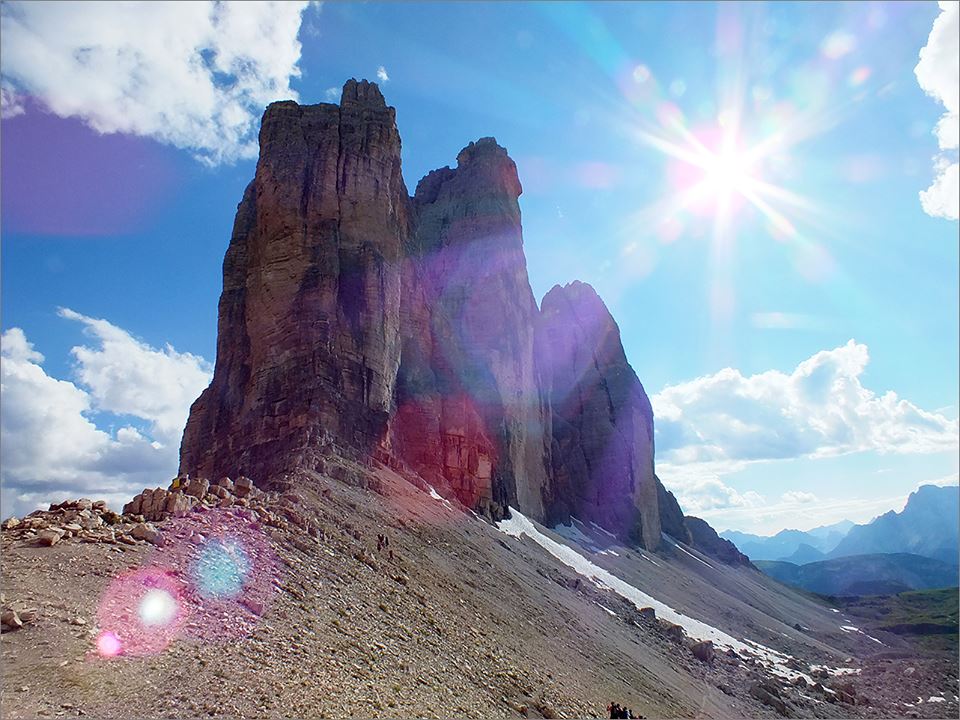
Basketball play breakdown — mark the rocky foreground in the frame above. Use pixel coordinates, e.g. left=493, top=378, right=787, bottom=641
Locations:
left=3, top=460, right=957, bottom=719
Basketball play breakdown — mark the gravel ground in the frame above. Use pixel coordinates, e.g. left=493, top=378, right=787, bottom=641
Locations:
left=2, top=458, right=956, bottom=719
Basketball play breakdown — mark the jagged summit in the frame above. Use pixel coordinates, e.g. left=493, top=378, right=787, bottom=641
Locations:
left=340, top=77, right=387, bottom=107
left=180, top=82, right=727, bottom=554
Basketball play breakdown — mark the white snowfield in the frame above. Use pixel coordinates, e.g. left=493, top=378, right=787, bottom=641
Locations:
left=427, top=485, right=453, bottom=509
left=497, top=508, right=858, bottom=684
left=840, top=624, right=885, bottom=646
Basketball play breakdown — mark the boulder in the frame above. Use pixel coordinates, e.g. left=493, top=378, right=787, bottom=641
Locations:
left=123, top=495, right=142, bottom=516
left=185, top=477, right=210, bottom=499
left=690, top=640, right=715, bottom=663
left=1, top=610, right=23, bottom=632
left=165, top=493, right=193, bottom=517
left=1, top=517, right=20, bottom=530
left=661, top=621, right=686, bottom=642
left=130, top=523, right=162, bottom=545
left=638, top=607, right=656, bottom=621
left=37, top=529, right=64, bottom=546
left=749, top=681, right=791, bottom=717
left=234, top=476, right=253, bottom=498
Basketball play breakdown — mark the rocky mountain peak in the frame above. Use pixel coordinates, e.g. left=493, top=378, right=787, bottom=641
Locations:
left=538, top=280, right=660, bottom=549
left=340, top=77, right=388, bottom=108
left=180, top=81, right=732, bottom=554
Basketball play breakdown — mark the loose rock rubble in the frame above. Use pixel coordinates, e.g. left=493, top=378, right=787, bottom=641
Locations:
left=1, top=475, right=313, bottom=552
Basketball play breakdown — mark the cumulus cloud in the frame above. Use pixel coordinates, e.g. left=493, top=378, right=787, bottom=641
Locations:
left=914, top=1, right=959, bottom=220
left=0, top=1, right=312, bottom=164
left=0, top=79, right=24, bottom=118
left=0, top=313, right=211, bottom=518
left=781, top=490, right=818, bottom=504
left=660, top=465, right=764, bottom=515
left=376, top=65, right=390, bottom=83
left=653, top=341, right=957, bottom=521
left=653, top=340, right=958, bottom=464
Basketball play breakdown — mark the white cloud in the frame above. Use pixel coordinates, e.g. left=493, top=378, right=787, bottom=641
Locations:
left=661, top=467, right=764, bottom=515
left=324, top=86, right=340, bottom=101
left=781, top=490, right=818, bottom=504
left=0, top=1, right=313, bottom=165
left=376, top=65, right=390, bottom=84
left=0, top=79, right=25, bottom=118
left=0, top=314, right=211, bottom=518
left=920, top=158, right=959, bottom=220
left=917, top=471, right=960, bottom=490
left=58, top=308, right=212, bottom=440
left=914, top=1, right=959, bottom=220
left=653, top=340, right=958, bottom=464
left=653, top=341, right=958, bottom=528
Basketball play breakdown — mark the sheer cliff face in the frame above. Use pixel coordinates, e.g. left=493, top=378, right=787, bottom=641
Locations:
left=392, top=139, right=552, bottom=520
left=537, top=282, right=661, bottom=550
left=180, top=80, right=408, bottom=483
left=180, top=79, right=673, bottom=544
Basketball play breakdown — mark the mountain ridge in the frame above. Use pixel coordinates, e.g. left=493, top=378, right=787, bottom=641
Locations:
left=179, top=79, right=726, bottom=560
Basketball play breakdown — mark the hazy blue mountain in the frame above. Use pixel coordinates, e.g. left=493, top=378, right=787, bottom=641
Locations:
left=756, top=553, right=960, bottom=596
left=829, top=485, right=959, bottom=565
left=720, top=519, right=854, bottom=562
left=781, top=543, right=826, bottom=565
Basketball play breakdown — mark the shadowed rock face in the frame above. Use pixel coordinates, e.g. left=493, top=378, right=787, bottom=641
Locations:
left=685, top=516, right=754, bottom=567
left=179, top=79, right=722, bottom=549
left=391, top=138, right=553, bottom=520
left=657, top=477, right=692, bottom=545
left=537, top=281, right=662, bottom=550
left=180, top=79, right=408, bottom=484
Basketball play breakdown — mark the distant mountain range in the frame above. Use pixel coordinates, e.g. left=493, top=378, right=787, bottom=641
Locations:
left=828, top=485, right=959, bottom=565
left=721, top=519, right=854, bottom=562
left=755, top=553, right=959, bottom=596
left=722, top=485, right=959, bottom=567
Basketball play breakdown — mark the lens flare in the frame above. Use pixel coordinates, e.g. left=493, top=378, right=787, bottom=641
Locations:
left=139, top=588, right=178, bottom=626
left=96, top=630, right=122, bottom=658
left=190, top=538, right=251, bottom=599
left=95, top=566, right=186, bottom=657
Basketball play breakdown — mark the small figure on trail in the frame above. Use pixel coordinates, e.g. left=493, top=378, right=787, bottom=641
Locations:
left=389, top=548, right=394, bottom=562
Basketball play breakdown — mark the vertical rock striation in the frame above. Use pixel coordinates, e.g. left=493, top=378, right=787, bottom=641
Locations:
left=180, top=80, right=408, bottom=484
left=391, top=138, right=553, bottom=520
left=180, top=79, right=736, bottom=556
left=537, top=281, right=661, bottom=549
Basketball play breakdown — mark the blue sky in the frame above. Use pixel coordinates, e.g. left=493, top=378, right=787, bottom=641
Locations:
left=1, top=1, right=957, bottom=532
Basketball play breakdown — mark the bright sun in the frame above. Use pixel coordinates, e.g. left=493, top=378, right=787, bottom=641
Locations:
left=702, top=145, right=752, bottom=196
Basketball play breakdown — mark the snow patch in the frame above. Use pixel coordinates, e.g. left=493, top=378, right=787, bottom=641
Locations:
left=590, top=522, right=618, bottom=540
left=553, top=520, right=595, bottom=548
left=669, top=539, right=713, bottom=569
left=498, top=507, right=831, bottom=684
left=427, top=485, right=453, bottom=509
left=595, top=603, right=617, bottom=617
left=639, top=552, right=662, bottom=567
left=840, top=625, right=859, bottom=632
left=928, top=696, right=946, bottom=703
left=811, top=665, right=860, bottom=676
